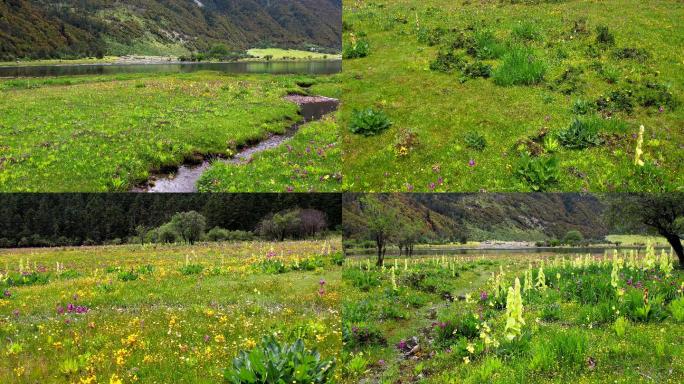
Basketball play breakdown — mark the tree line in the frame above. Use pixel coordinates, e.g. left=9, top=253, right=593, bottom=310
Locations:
left=0, top=194, right=341, bottom=248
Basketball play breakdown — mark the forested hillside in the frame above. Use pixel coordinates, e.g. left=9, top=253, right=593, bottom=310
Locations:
left=0, top=0, right=342, bottom=60
left=0, top=194, right=341, bottom=247
left=344, top=194, right=610, bottom=242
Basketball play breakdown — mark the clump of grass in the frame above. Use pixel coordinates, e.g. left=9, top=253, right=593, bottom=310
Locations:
left=464, top=131, right=487, bottom=151
left=512, top=21, right=541, bottom=41
left=595, top=25, right=615, bottom=46
left=571, top=99, right=592, bottom=115
left=493, top=46, right=546, bottom=86
left=596, top=89, right=634, bottom=114
left=467, top=30, right=507, bottom=59
left=343, top=34, right=370, bottom=59
left=462, top=61, right=492, bottom=79
left=551, top=66, right=585, bottom=95
left=349, top=108, right=392, bottom=136
left=528, top=330, right=588, bottom=373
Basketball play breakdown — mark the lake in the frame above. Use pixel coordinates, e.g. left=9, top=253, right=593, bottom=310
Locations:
left=0, top=60, right=342, bottom=78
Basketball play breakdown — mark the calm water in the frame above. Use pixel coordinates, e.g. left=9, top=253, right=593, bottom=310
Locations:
left=346, top=246, right=670, bottom=258
left=0, top=60, right=341, bottom=78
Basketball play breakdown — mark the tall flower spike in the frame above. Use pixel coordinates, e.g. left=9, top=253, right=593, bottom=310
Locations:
left=504, top=278, right=525, bottom=341
left=634, top=125, right=645, bottom=166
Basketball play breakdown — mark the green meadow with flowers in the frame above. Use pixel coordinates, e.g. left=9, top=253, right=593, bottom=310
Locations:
left=341, top=0, right=683, bottom=192
left=341, top=245, right=684, bottom=383
left=0, top=72, right=340, bottom=192
left=0, top=239, right=343, bottom=383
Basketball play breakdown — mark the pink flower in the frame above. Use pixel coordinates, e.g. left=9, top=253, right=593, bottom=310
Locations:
left=468, top=159, right=476, bottom=167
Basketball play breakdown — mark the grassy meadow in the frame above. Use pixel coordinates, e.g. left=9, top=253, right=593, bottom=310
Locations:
left=341, top=0, right=683, bottom=192
left=0, top=72, right=340, bottom=192
left=0, top=239, right=343, bottom=383
left=341, top=247, right=684, bottom=383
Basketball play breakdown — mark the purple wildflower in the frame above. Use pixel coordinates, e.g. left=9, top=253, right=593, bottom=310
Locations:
left=468, top=159, right=476, bottom=167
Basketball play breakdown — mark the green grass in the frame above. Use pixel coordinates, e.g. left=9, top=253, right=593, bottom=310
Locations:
left=0, top=239, right=342, bottom=383
left=0, top=57, right=119, bottom=67
left=0, top=71, right=340, bottom=191
left=605, top=234, right=671, bottom=246
left=198, top=115, right=341, bottom=192
left=247, top=48, right=341, bottom=61
left=341, top=252, right=684, bottom=383
left=340, top=0, right=684, bottom=192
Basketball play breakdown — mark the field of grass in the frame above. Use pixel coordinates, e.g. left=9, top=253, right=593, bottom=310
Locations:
left=0, top=57, right=120, bottom=67
left=341, top=0, right=683, bottom=192
left=247, top=49, right=341, bottom=61
left=341, top=248, right=684, bottom=383
left=0, top=239, right=343, bottom=383
left=0, top=71, right=340, bottom=192
left=606, top=234, right=671, bottom=247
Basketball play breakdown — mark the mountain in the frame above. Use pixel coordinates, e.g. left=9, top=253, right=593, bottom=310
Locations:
left=0, top=0, right=342, bottom=61
left=343, top=194, right=610, bottom=242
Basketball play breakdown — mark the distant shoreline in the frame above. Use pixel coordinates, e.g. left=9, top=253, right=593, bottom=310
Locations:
left=0, top=49, right=342, bottom=68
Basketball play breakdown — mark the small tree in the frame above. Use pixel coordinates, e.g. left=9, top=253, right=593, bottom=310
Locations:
left=170, top=211, right=206, bottom=245
left=157, top=223, right=178, bottom=244
left=360, top=196, right=397, bottom=267
left=299, top=209, right=327, bottom=238
left=396, top=220, right=422, bottom=257
left=258, top=209, right=301, bottom=241
left=607, top=194, right=684, bottom=268
left=135, top=225, right=149, bottom=245
left=563, top=230, right=584, bottom=246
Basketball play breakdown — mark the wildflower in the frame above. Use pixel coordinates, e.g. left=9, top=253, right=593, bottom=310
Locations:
left=109, top=373, right=123, bottom=384
left=480, top=291, right=488, bottom=302
left=634, top=125, right=645, bottom=166
left=463, top=356, right=470, bottom=364
left=468, top=159, right=476, bottom=167
left=429, top=182, right=436, bottom=191
left=14, top=366, right=25, bottom=377
left=405, top=183, right=414, bottom=192
left=437, top=176, right=444, bottom=185
left=504, top=278, right=525, bottom=341
left=3, top=290, right=10, bottom=298
left=378, top=359, right=385, bottom=366
left=466, top=343, right=475, bottom=354
left=319, top=279, right=326, bottom=286
left=285, top=186, right=294, bottom=192
left=214, top=334, right=225, bottom=343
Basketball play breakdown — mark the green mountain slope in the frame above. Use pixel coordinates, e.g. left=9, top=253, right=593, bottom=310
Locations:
left=0, top=0, right=341, bottom=60
left=344, top=194, right=609, bottom=242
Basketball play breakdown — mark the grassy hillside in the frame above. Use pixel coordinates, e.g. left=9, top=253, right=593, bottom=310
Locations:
left=344, top=193, right=609, bottom=242
left=0, top=0, right=342, bottom=60
left=341, top=0, right=683, bottom=192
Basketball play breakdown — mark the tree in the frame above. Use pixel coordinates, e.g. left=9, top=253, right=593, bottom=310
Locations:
left=170, top=211, right=206, bottom=245
left=299, top=209, right=327, bottom=237
left=563, top=230, right=584, bottom=246
left=607, top=194, right=684, bottom=268
left=396, top=220, right=422, bottom=257
left=360, top=196, right=397, bottom=267
left=258, top=209, right=301, bottom=241
left=135, top=225, right=149, bottom=245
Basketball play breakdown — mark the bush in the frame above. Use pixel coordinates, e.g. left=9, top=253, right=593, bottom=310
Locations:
left=429, top=50, right=465, bottom=73
left=468, top=30, right=506, bottom=60
left=225, top=336, right=334, bottom=384
left=179, top=264, right=204, bottom=276
left=563, top=230, right=584, bottom=245
left=463, top=61, right=492, bottom=79
left=493, top=46, right=546, bottom=86
left=516, top=155, right=560, bottom=191
left=596, top=90, right=634, bottom=114
left=343, top=38, right=370, bottom=59
left=556, top=118, right=603, bottom=149
left=207, top=227, right=230, bottom=241
left=349, top=108, right=392, bottom=136
left=465, top=132, right=487, bottom=151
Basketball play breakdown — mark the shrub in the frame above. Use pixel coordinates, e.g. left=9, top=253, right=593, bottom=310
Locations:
left=462, top=61, right=492, bottom=79
left=516, top=155, right=560, bottom=191
left=207, top=227, right=230, bottom=241
left=256, top=259, right=286, bottom=274
left=465, top=132, right=487, bottom=151
left=613, top=47, right=650, bottom=61
left=595, top=25, right=615, bottom=46
left=224, top=336, right=334, bottom=384
left=556, top=118, right=603, bottom=149
left=596, top=89, right=634, bottom=114
left=117, top=269, right=139, bottom=282
left=349, top=108, right=392, bottom=136
left=634, top=81, right=678, bottom=110
left=563, top=230, right=584, bottom=245
left=343, top=37, right=370, bottom=59
left=493, top=46, right=546, bottom=86
left=417, top=27, right=447, bottom=46
left=343, top=323, right=386, bottom=348
left=429, top=50, right=465, bottom=73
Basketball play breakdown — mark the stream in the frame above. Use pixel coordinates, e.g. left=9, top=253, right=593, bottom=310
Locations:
left=132, top=95, right=339, bottom=193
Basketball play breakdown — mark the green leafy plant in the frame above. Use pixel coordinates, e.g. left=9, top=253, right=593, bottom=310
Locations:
left=224, top=336, right=334, bottom=383
left=595, top=25, right=615, bottom=46
left=343, top=36, right=370, bottom=59
left=465, top=131, right=487, bottom=151
left=556, top=118, right=603, bottom=149
left=179, top=264, right=204, bottom=276
left=349, top=108, right=392, bottom=136
left=429, top=50, right=465, bottom=73
left=516, top=155, right=560, bottom=191
left=669, top=297, right=684, bottom=322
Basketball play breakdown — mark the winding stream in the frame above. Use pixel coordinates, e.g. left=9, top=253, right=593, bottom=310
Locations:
left=132, top=95, right=339, bottom=193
